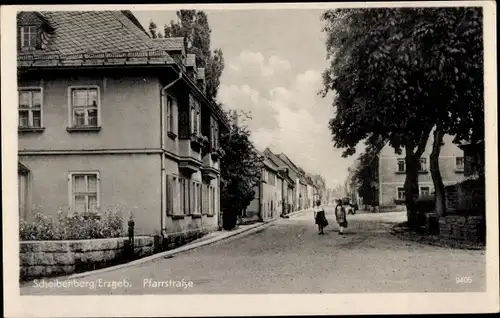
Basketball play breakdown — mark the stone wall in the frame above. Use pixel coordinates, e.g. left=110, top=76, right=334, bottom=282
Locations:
left=20, top=236, right=154, bottom=281
left=438, top=215, right=485, bottom=243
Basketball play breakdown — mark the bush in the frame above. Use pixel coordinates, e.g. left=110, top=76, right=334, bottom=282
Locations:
left=20, top=206, right=125, bottom=241
left=416, top=195, right=435, bottom=214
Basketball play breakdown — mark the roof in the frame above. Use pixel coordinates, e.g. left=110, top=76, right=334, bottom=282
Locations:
left=263, top=148, right=288, bottom=169
left=18, top=11, right=156, bottom=56
left=277, top=153, right=301, bottom=174
left=18, top=161, right=30, bottom=174
left=152, top=37, right=185, bottom=53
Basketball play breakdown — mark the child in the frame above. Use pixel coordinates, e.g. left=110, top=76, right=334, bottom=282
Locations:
left=313, top=200, right=328, bottom=235
left=335, top=199, right=348, bottom=235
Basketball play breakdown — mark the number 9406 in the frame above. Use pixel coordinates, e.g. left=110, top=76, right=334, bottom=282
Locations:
left=456, top=276, right=473, bottom=284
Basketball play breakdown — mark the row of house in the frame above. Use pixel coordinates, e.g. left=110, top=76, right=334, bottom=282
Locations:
left=16, top=11, right=229, bottom=237
left=246, top=148, right=320, bottom=221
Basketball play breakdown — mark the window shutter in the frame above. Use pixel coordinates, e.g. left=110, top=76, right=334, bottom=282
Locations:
left=166, top=175, right=173, bottom=215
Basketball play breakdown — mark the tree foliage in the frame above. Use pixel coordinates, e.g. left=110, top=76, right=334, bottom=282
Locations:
left=353, top=149, right=380, bottom=207
left=220, top=110, right=263, bottom=229
left=149, top=10, right=225, bottom=101
left=321, top=7, right=483, bottom=225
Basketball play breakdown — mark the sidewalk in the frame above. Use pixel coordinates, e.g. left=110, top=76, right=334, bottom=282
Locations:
left=65, top=208, right=311, bottom=280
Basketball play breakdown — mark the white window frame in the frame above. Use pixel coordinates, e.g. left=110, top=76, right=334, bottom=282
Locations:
left=420, top=186, right=431, bottom=197
left=18, top=87, right=43, bottom=128
left=418, top=158, right=427, bottom=172
left=20, top=25, right=37, bottom=49
left=396, top=187, right=405, bottom=200
left=68, top=171, right=100, bottom=214
left=67, top=85, right=101, bottom=128
left=455, top=156, right=465, bottom=172
left=397, top=159, right=405, bottom=172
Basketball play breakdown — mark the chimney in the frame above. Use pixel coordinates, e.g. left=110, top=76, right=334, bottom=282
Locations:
left=197, top=67, right=206, bottom=94
left=186, top=54, right=197, bottom=80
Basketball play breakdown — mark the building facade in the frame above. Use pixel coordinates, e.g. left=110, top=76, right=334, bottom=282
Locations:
left=378, top=134, right=466, bottom=206
left=16, top=11, right=229, bottom=237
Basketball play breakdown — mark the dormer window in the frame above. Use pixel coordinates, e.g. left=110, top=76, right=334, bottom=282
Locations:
left=20, top=26, right=37, bottom=50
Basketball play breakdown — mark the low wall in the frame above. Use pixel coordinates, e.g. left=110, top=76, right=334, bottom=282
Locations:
left=438, top=215, right=485, bottom=243
left=20, top=236, right=154, bottom=281
left=20, top=226, right=220, bottom=281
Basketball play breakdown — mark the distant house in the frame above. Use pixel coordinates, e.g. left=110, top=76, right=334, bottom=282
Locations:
left=247, top=148, right=296, bottom=219
left=378, top=134, right=466, bottom=207
left=277, top=153, right=303, bottom=211
left=305, top=173, right=315, bottom=208
left=16, top=11, right=229, bottom=238
left=246, top=155, right=283, bottom=221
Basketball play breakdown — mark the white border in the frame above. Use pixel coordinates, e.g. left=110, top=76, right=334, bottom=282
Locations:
left=2, top=2, right=499, bottom=317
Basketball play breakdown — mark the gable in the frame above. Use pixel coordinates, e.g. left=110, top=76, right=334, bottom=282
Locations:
left=17, top=12, right=49, bottom=28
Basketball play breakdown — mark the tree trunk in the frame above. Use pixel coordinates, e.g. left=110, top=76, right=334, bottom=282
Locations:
left=430, top=127, right=446, bottom=217
left=404, top=128, right=432, bottom=229
left=404, top=151, right=420, bottom=229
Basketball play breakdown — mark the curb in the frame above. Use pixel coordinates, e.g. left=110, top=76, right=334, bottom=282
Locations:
left=63, top=208, right=311, bottom=280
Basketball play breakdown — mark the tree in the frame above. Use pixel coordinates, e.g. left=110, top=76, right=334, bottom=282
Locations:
left=353, top=149, right=380, bottom=209
left=148, top=21, right=162, bottom=39
left=156, top=10, right=225, bottom=101
left=320, top=7, right=483, bottom=227
left=220, top=110, right=263, bottom=230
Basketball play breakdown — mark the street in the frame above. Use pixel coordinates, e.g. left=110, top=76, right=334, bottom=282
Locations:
left=21, top=208, right=486, bottom=295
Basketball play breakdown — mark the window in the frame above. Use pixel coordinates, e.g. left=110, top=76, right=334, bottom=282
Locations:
left=69, top=172, right=99, bottom=214
left=190, top=181, right=202, bottom=215
left=20, top=26, right=37, bottom=49
left=420, top=186, right=430, bottom=197
left=456, top=157, right=464, bottom=172
left=69, top=86, right=99, bottom=128
left=418, top=158, right=427, bottom=172
left=397, top=187, right=405, bottom=200
left=166, top=95, right=175, bottom=134
left=18, top=88, right=42, bottom=128
left=397, top=159, right=405, bottom=172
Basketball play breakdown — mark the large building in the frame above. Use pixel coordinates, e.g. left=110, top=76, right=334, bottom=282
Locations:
left=378, top=134, right=466, bottom=206
left=16, top=11, right=229, bottom=237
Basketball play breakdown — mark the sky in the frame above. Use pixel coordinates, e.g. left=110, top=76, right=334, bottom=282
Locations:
left=133, top=9, right=362, bottom=188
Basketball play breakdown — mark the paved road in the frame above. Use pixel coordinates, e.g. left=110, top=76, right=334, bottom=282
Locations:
left=21, top=207, right=485, bottom=295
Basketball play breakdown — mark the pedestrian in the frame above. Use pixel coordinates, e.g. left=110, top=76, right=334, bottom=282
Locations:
left=313, top=200, right=328, bottom=235
left=335, top=199, right=348, bottom=235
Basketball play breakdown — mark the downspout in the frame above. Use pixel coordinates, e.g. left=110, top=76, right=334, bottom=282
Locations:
left=160, top=71, right=183, bottom=237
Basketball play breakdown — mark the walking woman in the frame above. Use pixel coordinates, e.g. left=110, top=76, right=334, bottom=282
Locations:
left=314, top=200, right=328, bottom=235
left=335, top=199, right=348, bottom=235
